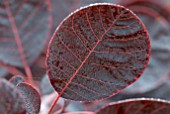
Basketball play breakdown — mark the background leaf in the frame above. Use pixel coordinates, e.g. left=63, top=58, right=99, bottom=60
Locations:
left=9, top=75, right=25, bottom=86
left=17, top=82, right=41, bottom=114
left=46, top=3, right=150, bottom=101
left=0, top=0, right=50, bottom=67
left=96, top=98, right=170, bottom=114
left=0, top=79, right=26, bottom=114
left=50, top=0, right=80, bottom=33
left=119, top=0, right=170, bottom=93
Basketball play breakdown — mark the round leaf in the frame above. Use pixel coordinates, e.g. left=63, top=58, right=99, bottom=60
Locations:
left=17, top=82, right=41, bottom=114
left=46, top=3, right=150, bottom=101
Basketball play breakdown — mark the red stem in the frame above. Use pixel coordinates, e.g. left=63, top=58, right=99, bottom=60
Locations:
left=0, top=61, right=25, bottom=76
left=43, top=0, right=53, bottom=54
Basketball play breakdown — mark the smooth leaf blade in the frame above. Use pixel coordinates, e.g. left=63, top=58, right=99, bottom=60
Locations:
left=0, top=79, right=26, bottom=114
left=0, top=0, right=50, bottom=67
left=46, top=3, right=150, bottom=101
left=17, top=82, right=41, bottom=114
left=96, top=98, right=170, bottom=114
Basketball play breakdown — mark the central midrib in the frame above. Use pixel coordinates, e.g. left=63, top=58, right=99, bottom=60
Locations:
left=58, top=11, right=124, bottom=98
left=4, top=0, right=33, bottom=82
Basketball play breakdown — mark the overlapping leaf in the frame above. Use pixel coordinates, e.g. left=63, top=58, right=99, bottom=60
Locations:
left=96, top=98, right=170, bottom=114
left=0, top=0, right=50, bottom=67
left=119, top=0, right=170, bottom=93
left=46, top=3, right=150, bottom=101
left=17, top=82, right=41, bottom=114
left=9, top=75, right=25, bottom=86
left=0, top=79, right=26, bottom=114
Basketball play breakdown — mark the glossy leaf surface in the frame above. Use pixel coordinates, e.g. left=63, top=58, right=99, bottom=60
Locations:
left=0, top=79, right=26, bottom=114
left=17, top=82, right=41, bottom=114
left=0, top=0, right=50, bottom=67
left=46, top=3, right=150, bottom=101
left=96, top=98, right=170, bottom=114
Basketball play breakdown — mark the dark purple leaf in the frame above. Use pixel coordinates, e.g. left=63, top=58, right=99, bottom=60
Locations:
left=46, top=3, right=150, bottom=101
left=119, top=0, right=170, bottom=93
left=96, top=98, right=170, bottom=114
left=0, top=79, right=26, bottom=114
left=17, top=82, right=41, bottom=114
left=9, top=75, right=25, bottom=86
left=0, top=0, right=51, bottom=67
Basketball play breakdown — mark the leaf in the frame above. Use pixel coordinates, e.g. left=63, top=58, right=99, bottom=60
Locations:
left=17, top=82, right=41, bottom=114
left=0, top=79, right=26, bottom=114
left=119, top=0, right=170, bottom=93
left=46, top=3, right=150, bottom=101
left=31, top=53, right=46, bottom=81
left=9, top=75, right=25, bottom=86
left=51, top=0, right=80, bottom=33
left=144, top=80, right=170, bottom=101
left=0, top=0, right=51, bottom=67
left=119, top=0, right=170, bottom=24
left=96, top=98, right=170, bottom=114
